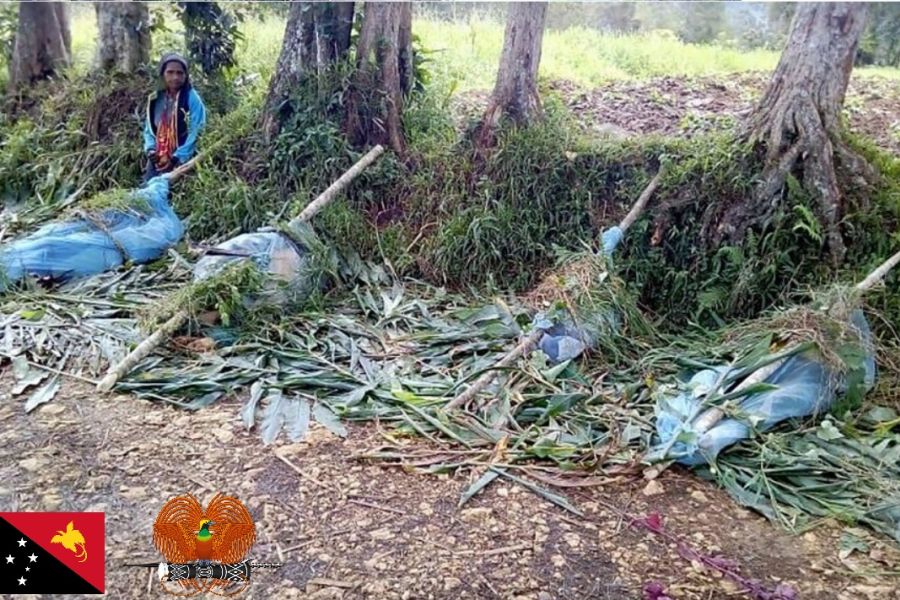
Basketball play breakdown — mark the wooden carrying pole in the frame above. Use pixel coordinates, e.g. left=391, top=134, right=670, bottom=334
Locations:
left=444, top=166, right=666, bottom=412
left=97, top=145, right=386, bottom=393
left=689, top=245, right=900, bottom=435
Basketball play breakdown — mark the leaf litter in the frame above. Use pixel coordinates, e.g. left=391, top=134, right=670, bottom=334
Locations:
left=1, top=244, right=899, bottom=560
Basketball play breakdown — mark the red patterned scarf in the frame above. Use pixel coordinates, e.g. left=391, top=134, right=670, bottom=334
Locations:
left=156, top=91, right=180, bottom=161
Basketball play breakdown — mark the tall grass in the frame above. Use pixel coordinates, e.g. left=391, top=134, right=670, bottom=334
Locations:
left=59, top=9, right=899, bottom=97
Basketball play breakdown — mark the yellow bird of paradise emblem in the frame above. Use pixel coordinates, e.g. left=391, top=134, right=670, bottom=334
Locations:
left=152, top=493, right=257, bottom=596
left=51, top=521, right=88, bottom=562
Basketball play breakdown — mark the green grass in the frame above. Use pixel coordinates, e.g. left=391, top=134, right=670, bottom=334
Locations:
left=60, top=9, right=897, bottom=98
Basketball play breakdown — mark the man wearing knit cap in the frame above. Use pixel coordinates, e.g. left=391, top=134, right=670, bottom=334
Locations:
left=142, top=52, right=207, bottom=182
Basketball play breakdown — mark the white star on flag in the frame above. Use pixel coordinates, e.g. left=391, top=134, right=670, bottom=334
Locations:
left=28, top=554, right=37, bottom=563
left=4, top=555, right=13, bottom=564
left=16, top=539, right=26, bottom=547
left=17, top=576, right=26, bottom=586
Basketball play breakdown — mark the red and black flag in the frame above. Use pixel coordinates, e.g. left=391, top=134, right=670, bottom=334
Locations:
left=0, top=512, right=105, bottom=594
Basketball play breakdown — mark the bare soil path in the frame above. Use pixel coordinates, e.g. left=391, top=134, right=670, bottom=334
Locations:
left=2, top=373, right=898, bottom=600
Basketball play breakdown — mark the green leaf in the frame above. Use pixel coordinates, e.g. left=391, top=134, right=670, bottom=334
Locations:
left=491, top=468, right=583, bottom=517
left=817, top=420, right=844, bottom=441
left=838, top=530, right=869, bottom=559
left=24, top=377, right=61, bottom=413
left=287, top=398, right=311, bottom=442
left=241, top=380, right=266, bottom=430
left=19, top=307, right=45, bottom=321
left=391, top=389, right=429, bottom=406
left=541, top=359, right=572, bottom=383
left=458, top=470, right=500, bottom=508
left=11, top=357, right=46, bottom=396
left=864, top=406, right=898, bottom=425
left=313, top=402, right=347, bottom=438
left=260, top=391, right=285, bottom=445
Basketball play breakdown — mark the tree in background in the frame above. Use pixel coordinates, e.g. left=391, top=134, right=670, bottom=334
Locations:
left=344, top=2, right=412, bottom=154
left=597, top=3, right=639, bottom=33
left=263, top=2, right=354, bottom=140
left=96, top=1, right=150, bottom=74
left=728, top=3, right=871, bottom=265
left=677, top=2, right=726, bottom=45
left=475, top=1, right=547, bottom=148
left=178, top=2, right=241, bottom=77
left=7, top=1, right=71, bottom=94
left=857, top=3, right=900, bottom=67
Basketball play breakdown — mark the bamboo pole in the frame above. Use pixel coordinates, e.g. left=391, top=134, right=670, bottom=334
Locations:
left=619, top=166, right=666, bottom=233
left=289, top=145, right=386, bottom=226
left=855, top=248, right=900, bottom=292
left=96, top=145, right=386, bottom=394
left=690, top=245, right=900, bottom=435
left=444, top=165, right=667, bottom=412
left=96, top=310, right=188, bottom=393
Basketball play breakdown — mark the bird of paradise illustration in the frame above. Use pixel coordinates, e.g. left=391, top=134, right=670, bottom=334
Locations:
left=152, top=493, right=256, bottom=597
left=51, top=521, right=88, bottom=562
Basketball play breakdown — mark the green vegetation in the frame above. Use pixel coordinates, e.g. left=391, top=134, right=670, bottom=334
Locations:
left=2, top=6, right=899, bottom=549
left=2, top=9, right=898, bottom=334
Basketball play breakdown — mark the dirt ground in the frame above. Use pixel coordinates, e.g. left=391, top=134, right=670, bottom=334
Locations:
left=1, top=371, right=898, bottom=600
left=455, top=73, right=900, bottom=156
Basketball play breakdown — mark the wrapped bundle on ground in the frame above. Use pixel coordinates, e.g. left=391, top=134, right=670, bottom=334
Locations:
left=0, top=177, right=182, bottom=291
left=648, top=290, right=881, bottom=466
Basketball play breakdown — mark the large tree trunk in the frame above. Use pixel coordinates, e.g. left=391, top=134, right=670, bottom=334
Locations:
left=344, top=2, right=412, bottom=155
left=728, top=3, right=870, bottom=265
left=262, top=2, right=354, bottom=141
left=7, top=2, right=71, bottom=94
left=313, top=2, right=354, bottom=67
left=475, top=2, right=547, bottom=148
left=95, top=1, right=150, bottom=74
left=397, top=2, right=414, bottom=96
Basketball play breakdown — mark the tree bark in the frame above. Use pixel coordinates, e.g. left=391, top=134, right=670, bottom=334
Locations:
left=313, top=2, right=354, bottom=67
left=7, top=2, right=72, bottom=94
left=95, top=1, right=150, bottom=74
left=729, top=2, right=870, bottom=265
left=262, top=2, right=355, bottom=141
left=344, top=2, right=412, bottom=155
left=475, top=2, right=547, bottom=148
left=397, top=2, right=414, bottom=96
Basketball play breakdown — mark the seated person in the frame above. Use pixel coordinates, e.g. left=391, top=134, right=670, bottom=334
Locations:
left=143, top=52, right=207, bottom=182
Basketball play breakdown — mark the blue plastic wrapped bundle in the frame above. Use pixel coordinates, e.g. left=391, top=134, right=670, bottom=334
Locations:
left=192, top=222, right=324, bottom=306
left=649, top=309, right=877, bottom=465
left=533, top=226, right=625, bottom=363
left=0, top=177, right=182, bottom=290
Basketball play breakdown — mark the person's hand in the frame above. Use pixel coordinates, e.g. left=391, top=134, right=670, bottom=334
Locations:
left=156, top=155, right=171, bottom=171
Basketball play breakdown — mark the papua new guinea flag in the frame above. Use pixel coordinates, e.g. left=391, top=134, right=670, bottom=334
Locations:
left=0, top=512, right=105, bottom=594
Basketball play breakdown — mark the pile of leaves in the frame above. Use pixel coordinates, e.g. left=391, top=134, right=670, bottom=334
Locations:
left=707, top=411, right=900, bottom=543
left=5, top=252, right=899, bottom=547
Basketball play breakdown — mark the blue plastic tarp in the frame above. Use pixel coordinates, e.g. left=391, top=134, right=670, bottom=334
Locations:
left=649, top=309, right=877, bottom=465
left=0, top=177, right=182, bottom=291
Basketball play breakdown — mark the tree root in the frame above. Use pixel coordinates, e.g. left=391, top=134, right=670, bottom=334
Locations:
left=720, top=94, right=878, bottom=266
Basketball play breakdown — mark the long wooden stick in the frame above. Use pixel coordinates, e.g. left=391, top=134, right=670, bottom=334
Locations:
left=619, top=166, right=665, bottom=233
left=689, top=245, right=899, bottom=434
left=96, top=310, right=188, bottom=393
left=444, top=329, right=544, bottom=412
left=855, top=248, right=900, bottom=292
left=444, top=164, right=666, bottom=412
left=289, top=145, right=385, bottom=226
left=162, top=154, right=204, bottom=182
left=96, top=145, right=386, bottom=393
